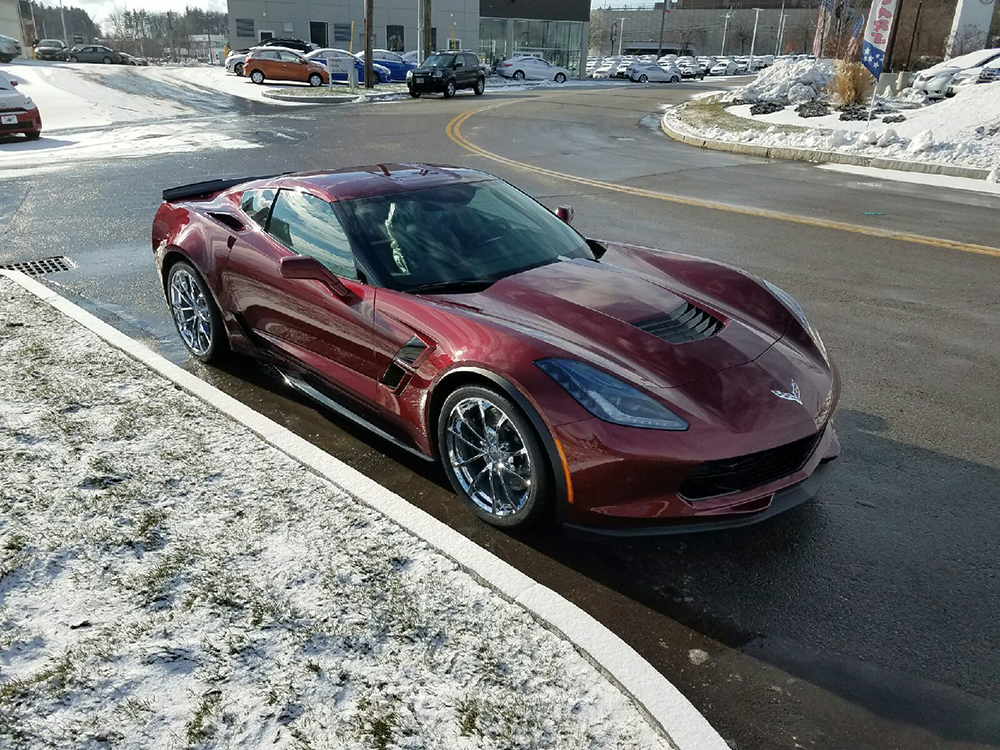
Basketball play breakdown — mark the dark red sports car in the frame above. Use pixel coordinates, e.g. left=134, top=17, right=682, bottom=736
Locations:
left=152, top=165, right=840, bottom=533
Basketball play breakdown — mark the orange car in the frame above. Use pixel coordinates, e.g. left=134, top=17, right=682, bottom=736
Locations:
left=242, top=48, right=330, bottom=86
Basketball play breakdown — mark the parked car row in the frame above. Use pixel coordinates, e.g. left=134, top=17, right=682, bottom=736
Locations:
left=913, top=47, right=1000, bottom=99
left=590, top=52, right=811, bottom=81
left=226, top=38, right=405, bottom=85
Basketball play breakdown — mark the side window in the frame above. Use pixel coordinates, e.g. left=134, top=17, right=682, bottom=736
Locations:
left=279, top=51, right=299, bottom=62
left=267, top=191, right=357, bottom=279
left=241, top=188, right=276, bottom=226
left=463, top=54, right=476, bottom=68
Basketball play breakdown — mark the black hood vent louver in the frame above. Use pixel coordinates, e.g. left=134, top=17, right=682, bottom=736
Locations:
left=633, top=302, right=725, bottom=344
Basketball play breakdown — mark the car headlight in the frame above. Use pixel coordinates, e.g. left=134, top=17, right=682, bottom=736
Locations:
left=761, top=279, right=828, bottom=360
left=406, top=70, right=412, bottom=79
left=536, top=359, right=689, bottom=431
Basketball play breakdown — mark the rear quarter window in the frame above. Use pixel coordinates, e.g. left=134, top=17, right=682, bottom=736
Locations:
left=241, top=189, right=276, bottom=226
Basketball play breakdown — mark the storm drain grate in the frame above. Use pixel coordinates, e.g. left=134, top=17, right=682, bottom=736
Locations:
left=0, top=256, right=75, bottom=276
left=615, top=136, right=637, bottom=142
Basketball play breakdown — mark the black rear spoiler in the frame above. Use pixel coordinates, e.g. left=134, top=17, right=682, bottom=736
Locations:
left=161, top=174, right=288, bottom=203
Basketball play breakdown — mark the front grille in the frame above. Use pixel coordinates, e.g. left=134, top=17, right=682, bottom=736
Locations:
left=680, top=430, right=824, bottom=501
left=1, top=256, right=75, bottom=276
left=634, top=302, right=725, bottom=344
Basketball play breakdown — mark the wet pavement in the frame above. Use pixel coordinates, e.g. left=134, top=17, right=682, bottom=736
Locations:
left=2, top=70, right=999, bottom=749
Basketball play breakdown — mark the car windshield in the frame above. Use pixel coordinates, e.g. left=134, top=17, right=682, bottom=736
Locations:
left=336, top=179, right=595, bottom=292
left=423, top=53, right=455, bottom=68
left=39, top=40, right=62, bottom=47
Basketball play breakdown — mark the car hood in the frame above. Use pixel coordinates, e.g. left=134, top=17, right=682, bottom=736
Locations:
left=428, top=258, right=787, bottom=389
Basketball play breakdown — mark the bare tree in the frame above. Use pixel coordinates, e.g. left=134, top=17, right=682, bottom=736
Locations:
left=947, top=23, right=987, bottom=56
left=732, top=18, right=754, bottom=54
left=674, top=23, right=705, bottom=55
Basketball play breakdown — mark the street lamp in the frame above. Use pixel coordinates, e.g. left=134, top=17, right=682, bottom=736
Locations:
left=617, top=17, right=627, bottom=56
left=749, top=8, right=761, bottom=71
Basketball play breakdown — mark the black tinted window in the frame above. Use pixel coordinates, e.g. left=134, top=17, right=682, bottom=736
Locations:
left=423, top=53, right=455, bottom=68
left=268, top=191, right=357, bottom=279
left=241, top=188, right=275, bottom=226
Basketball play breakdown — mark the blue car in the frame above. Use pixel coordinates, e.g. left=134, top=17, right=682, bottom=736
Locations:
left=371, top=49, right=417, bottom=82
left=305, top=48, right=392, bottom=84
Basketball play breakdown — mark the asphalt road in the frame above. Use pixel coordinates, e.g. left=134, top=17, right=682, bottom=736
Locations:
left=2, top=71, right=999, bottom=750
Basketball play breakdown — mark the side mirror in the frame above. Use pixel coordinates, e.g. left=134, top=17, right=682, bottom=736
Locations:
left=279, top=255, right=350, bottom=298
left=555, top=205, right=574, bottom=225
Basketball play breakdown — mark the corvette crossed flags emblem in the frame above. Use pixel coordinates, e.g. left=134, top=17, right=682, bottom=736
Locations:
left=772, top=380, right=803, bottom=405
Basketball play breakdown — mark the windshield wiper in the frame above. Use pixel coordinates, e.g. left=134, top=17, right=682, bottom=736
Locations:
left=406, top=278, right=497, bottom=295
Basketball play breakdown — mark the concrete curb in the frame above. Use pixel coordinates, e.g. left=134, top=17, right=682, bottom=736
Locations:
left=661, top=110, right=994, bottom=181
left=0, top=269, right=730, bottom=750
left=262, top=89, right=405, bottom=104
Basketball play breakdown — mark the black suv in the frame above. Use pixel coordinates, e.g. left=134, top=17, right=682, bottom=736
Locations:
left=408, top=51, right=485, bottom=98
left=257, top=38, right=316, bottom=54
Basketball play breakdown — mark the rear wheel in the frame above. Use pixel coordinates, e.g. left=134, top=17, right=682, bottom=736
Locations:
left=555, top=72, right=567, bottom=83
left=438, top=386, right=551, bottom=529
left=308, top=73, right=323, bottom=87
left=444, top=79, right=456, bottom=98
left=25, top=131, right=41, bottom=141
left=250, top=69, right=265, bottom=84
left=166, top=261, right=226, bottom=364
left=512, top=70, right=525, bottom=81
left=639, top=74, right=648, bottom=83
left=234, top=62, right=244, bottom=76
left=474, top=77, right=485, bottom=95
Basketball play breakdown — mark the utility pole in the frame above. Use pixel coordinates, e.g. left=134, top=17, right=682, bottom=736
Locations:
left=364, top=0, right=373, bottom=88
left=721, top=10, right=733, bottom=56
left=657, top=2, right=668, bottom=58
left=617, top=17, right=626, bottom=55
left=749, top=8, right=761, bottom=69
left=775, top=1, right=786, bottom=54
left=423, top=0, right=433, bottom=59
left=417, top=0, right=423, bottom=62
left=59, top=0, right=67, bottom=43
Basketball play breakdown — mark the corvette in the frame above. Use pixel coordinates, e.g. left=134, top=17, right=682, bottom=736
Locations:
left=152, top=165, right=840, bottom=533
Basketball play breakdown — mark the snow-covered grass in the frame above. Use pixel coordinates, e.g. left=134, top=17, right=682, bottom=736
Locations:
left=0, top=276, right=670, bottom=750
left=138, top=65, right=311, bottom=107
left=667, top=59, right=1000, bottom=175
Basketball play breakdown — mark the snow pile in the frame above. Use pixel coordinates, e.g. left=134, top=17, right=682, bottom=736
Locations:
left=732, top=59, right=835, bottom=103
left=0, top=278, right=672, bottom=750
left=895, top=86, right=929, bottom=106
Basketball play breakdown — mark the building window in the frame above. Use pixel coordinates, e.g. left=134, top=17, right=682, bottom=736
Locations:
left=310, top=21, right=328, bottom=47
left=479, top=18, right=507, bottom=68
left=259, top=30, right=273, bottom=42
left=334, top=24, right=352, bottom=42
left=235, top=18, right=254, bottom=38
left=431, top=27, right=437, bottom=51
left=511, top=19, right=583, bottom=75
left=385, top=25, right=404, bottom=52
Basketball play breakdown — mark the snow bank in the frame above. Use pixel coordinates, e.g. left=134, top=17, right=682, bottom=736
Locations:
left=732, top=59, right=835, bottom=103
left=0, top=277, right=672, bottom=750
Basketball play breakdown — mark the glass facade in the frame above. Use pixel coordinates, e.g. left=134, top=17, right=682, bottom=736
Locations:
left=479, top=17, right=584, bottom=75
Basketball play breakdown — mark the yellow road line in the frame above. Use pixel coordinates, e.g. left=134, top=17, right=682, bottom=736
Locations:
left=446, top=104, right=1000, bottom=260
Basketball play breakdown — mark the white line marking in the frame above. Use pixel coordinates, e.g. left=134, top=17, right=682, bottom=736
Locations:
left=1, top=269, right=729, bottom=750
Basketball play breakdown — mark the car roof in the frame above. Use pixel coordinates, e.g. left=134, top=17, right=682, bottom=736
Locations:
left=242, top=164, right=492, bottom=203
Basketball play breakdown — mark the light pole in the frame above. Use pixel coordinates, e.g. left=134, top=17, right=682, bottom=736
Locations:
left=775, top=4, right=788, bottom=54
left=657, top=2, right=668, bottom=58
left=59, top=0, right=68, bottom=43
left=720, top=10, right=733, bottom=56
left=749, top=8, right=761, bottom=70
left=617, top=17, right=627, bottom=56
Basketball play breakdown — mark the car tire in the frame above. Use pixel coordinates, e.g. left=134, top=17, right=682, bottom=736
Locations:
left=639, top=74, right=648, bottom=83
left=555, top=72, right=567, bottom=83
left=308, top=73, right=322, bottom=87
left=671, top=75, right=680, bottom=83
left=250, top=70, right=265, bottom=84
left=409, top=89, right=421, bottom=98
left=166, top=261, right=227, bottom=364
left=68, top=55, right=78, bottom=63
left=444, top=79, right=456, bottom=98
left=25, top=131, right=41, bottom=141
left=102, top=56, right=112, bottom=64
left=372, top=71, right=381, bottom=84
left=438, top=385, right=552, bottom=530
left=474, top=77, right=485, bottom=95
left=513, top=70, right=525, bottom=80
left=234, top=62, right=244, bottom=76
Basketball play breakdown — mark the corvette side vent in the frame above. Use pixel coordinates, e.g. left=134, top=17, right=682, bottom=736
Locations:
left=634, top=302, right=724, bottom=344
left=380, top=336, right=429, bottom=390
left=1, top=256, right=75, bottom=276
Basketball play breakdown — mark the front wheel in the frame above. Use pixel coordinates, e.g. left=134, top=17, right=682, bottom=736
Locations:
left=166, top=261, right=227, bottom=363
left=308, top=73, right=323, bottom=87
left=443, top=79, right=456, bottom=98
left=234, top=62, right=244, bottom=76
left=409, top=89, right=421, bottom=98
left=474, top=77, right=485, bottom=95
left=671, top=75, right=680, bottom=83
left=250, top=70, right=264, bottom=84
left=102, top=56, right=112, bottom=64
left=438, top=386, right=551, bottom=529
left=555, top=72, right=567, bottom=83
left=69, top=55, right=78, bottom=62
left=372, top=71, right=381, bottom=84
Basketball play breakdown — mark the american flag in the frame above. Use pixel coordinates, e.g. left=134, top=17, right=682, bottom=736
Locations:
left=847, top=14, right=865, bottom=58
left=812, top=0, right=835, bottom=58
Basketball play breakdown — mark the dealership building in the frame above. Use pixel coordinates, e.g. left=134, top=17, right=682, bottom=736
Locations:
left=225, top=0, right=591, bottom=75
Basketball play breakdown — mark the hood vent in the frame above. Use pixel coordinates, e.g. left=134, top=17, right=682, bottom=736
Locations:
left=634, top=302, right=724, bottom=344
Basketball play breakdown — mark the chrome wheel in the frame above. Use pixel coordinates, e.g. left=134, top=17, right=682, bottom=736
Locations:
left=169, top=268, right=213, bottom=356
left=445, top=397, right=533, bottom=518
